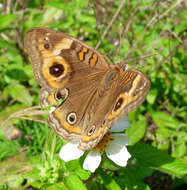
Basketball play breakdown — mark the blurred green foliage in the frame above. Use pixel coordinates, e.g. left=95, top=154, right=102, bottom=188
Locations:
left=0, top=0, right=187, bottom=189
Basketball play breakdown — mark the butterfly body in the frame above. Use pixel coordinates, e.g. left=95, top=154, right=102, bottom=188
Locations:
left=25, top=28, right=150, bottom=150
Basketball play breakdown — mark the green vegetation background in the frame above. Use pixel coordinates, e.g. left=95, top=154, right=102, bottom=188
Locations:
left=0, top=0, right=187, bottom=189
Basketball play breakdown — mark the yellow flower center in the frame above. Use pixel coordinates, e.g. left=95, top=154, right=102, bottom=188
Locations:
left=95, top=132, right=113, bottom=154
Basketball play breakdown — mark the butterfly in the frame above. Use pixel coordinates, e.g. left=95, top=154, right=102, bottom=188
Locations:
left=25, top=28, right=150, bottom=150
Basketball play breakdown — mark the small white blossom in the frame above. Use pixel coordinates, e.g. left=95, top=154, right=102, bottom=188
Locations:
left=59, top=116, right=131, bottom=172
left=59, top=140, right=84, bottom=162
left=83, top=150, right=101, bottom=173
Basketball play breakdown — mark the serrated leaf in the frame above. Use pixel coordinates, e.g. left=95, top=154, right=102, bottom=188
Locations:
left=128, top=142, right=187, bottom=178
left=64, top=174, right=86, bottom=190
left=126, top=118, right=146, bottom=145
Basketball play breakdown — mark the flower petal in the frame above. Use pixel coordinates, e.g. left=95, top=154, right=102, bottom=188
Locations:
left=59, top=140, right=84, bottom=162
left=110, top=116, right=130, bottom=132
left=83, top=150, right=101, bottom=173
left=106, top=134, right=131, bottom=167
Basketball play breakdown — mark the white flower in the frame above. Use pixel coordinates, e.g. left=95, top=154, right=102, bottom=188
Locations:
left=59, top=116, right=131, bottom=173
left=83, top=150, right=101, bottom=172
left=59, top=140, right=84, bottom=162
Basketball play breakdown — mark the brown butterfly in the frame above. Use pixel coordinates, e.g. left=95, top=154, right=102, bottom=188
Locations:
left=25, top=28, right=150, bottom=150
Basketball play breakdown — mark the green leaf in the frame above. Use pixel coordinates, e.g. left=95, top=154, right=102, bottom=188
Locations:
left=75, top=167, right=91, bottom=180
left=6, top=69, right=29, bottom=81
left=30, top=181, right=45, bottom=189
left=172, top=142, right=186, bottom=158
left=86, top=181, right=101, bottom=190
left=64, top=173, right=86, bottom=190
left=99, top=169, right=121, bottom=190
left=146, top=88, right=158, bottom=104
left=151, top=111, right=179, bottom=138
left=0, top=132, right=20, bottom=161
left=66, top=159, right=80, bottom=171
left=126, top=118, right=146, bottom=145
left=23, top=168, right=41, bottom=183
left=128, top=142, right=187, bottom=178
left=0, top=14, right=17, bottom=30
left=46, top=183, right=69, bottom=190
left=3, top=84, right=33, bottom=106
left=152, top=112, right=179, bottom=129
left=123, top=165, right=151, bottom=190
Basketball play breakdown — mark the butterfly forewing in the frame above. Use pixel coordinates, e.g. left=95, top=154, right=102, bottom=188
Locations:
left=107, top=66, right=150, bottom=128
